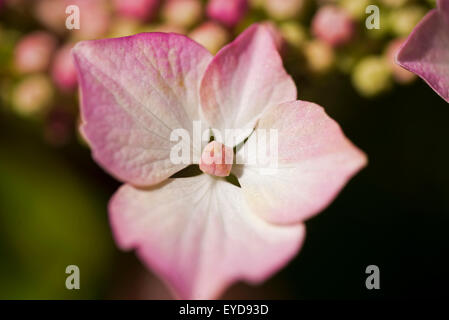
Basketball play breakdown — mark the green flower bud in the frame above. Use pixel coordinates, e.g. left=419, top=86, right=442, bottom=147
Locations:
left=12, top=74, right=54, bottom=116
left=303, top=40, right=335, bottom=74
left=339, top=0, right=372, bottom=20
left=352, top=56, right=393, bottom=97
left=389, top=6, right=426, bottom=37
left=379, top=0, right=410, bottom=8
left=279, top=22, right=307, bottom=48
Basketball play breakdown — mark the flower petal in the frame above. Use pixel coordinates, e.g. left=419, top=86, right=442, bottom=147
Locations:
left=73, top=33, right=213, bottom=186
left=109, top=175, right=305, bottom=299
left=235, top=100, right=367, bottom=225
left=396, top=0, right=449, bottom=103
left=200, top=24, right=297, bottom=146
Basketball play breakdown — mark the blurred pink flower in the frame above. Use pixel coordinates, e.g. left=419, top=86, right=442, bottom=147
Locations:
left=72, top=24, right=366, bottom=299
left=34, top=0, right=67, bottom=33
left=396, top=0, right=449, bottom=102
left=14, top=31, right=57, bottom=74
left=51, top=44, right=78, bottom=91
left=34, top=0, right=110, bottom=39
left=113, top=0, right=159, bottom=21
left=206, top=0, right=248, bottom=28
left=312, top=5, right=355, bottom=47
left=385, top=38, right=415, bottom=84
left=72, top=0, right=110, bottom=40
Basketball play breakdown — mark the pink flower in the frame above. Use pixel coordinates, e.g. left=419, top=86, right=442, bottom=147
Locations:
left=34, top=0, right=110, bottom=39
left=51, top=44, right=78, bottom=91
left=34, top=0, right=67, bottom=33
left=113, top=0, right=159, bottom=21
left=206, top=0, right=248, bottom=28
left=385, top=38, right=415, bottom=84
left=396, top=0, right=449, bottom=103
left=311, top=5, right=355, bottom=47
left=72, top=0, right=110, bottom=40
left=72, top=24, right=366, bottom=299
left=14, top=31, right=57, bottom=74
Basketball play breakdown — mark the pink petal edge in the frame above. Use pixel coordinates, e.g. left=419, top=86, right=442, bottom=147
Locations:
left=200, top=23, right=297, bottom=146
left=72, top=32, right=213, bottom=187
left=236, top=100, right=368, bottom=225
left=396, top=0, right=449, bottom=103
left=109, top=175, right=305, bottom=300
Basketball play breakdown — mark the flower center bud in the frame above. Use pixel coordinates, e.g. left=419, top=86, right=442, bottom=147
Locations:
left=199, top=141, right=233, bottom=177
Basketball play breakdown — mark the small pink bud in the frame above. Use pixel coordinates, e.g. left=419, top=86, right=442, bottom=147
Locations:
left=113, top=0, right=159, bottom=21
left=71, top=0, right=110, bottom=41
left=33, top=0, right=67, bottom=33
left=14, top=31, right=57, bottom=74
left=51, top=44, right=78, bottom=91
left=312, top=5, right=355, bottom=47
left=386, top=38, right=415, bottom=84
left=35, top=0, right=110, bottom=38
left=199, top=141, right=234, bottom=177
left=206, top=0, right=248, bottom=28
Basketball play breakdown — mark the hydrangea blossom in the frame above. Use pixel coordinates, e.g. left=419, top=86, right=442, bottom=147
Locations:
left=396, top=0, right=449, bottom=103
left=51, top=44, right=78, bottom=91
left=311, top=5, right=355, bottom=47
left=206, top=0, right=248, bottom=28
left=14, top=31, right=57, bottom=74
left=113, top=0, right=160, bottom=21
left=72, top=24, right=367, bottom=299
